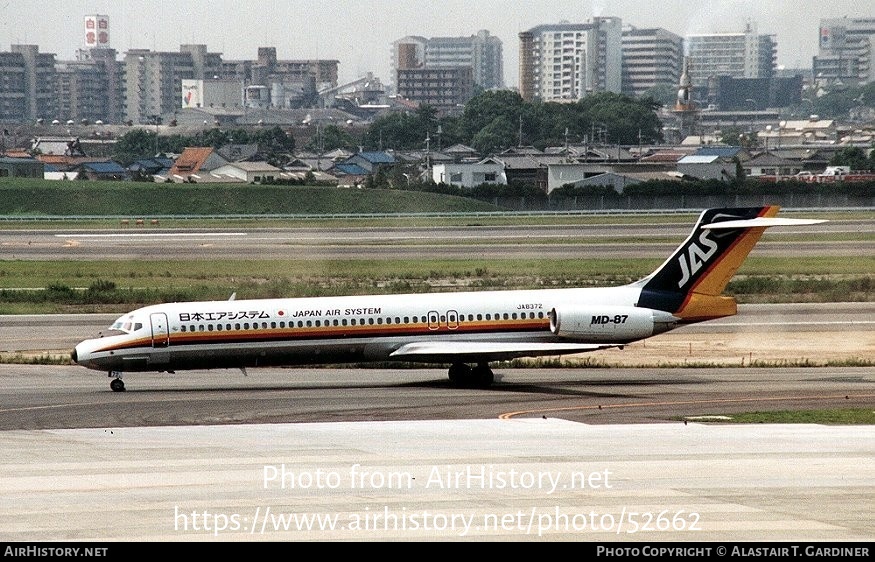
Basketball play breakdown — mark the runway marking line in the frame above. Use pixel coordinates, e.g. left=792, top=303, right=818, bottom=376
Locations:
left=55, top=233, right=247, bottom=238
left=0, top=402, right=95, bottom=414
left=498, top=393, right=875, bottom=420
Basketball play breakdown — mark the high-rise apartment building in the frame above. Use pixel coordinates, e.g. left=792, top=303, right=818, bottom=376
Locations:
left=6, top=45, right=56, bottom=123
left=427, top=30, right=503, bottom=90
left=55, top=48, right=123, bottom=124
left=814, top=17, right=875, bottom=87
left=0, top=52, right=28, bottom=123
left=391, top=30, right=503, bottom=93
left=0, top=42, right=339, bottom=125
left=684, top=24, right=776, bottom=89
left=396, top=66, right=474, bottom=113
left=518, top=17, right=623, bottom=103
left=123, top=45, right=224, bottom=124
left=51, top=15, right=121, bottom=125
left=621, top=27, right=683, bottom=98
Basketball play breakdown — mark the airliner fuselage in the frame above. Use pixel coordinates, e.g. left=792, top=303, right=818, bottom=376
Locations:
left=72, top=285, right=670, bottom=372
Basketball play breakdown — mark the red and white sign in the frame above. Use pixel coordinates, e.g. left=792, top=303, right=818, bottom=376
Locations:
left=84, top=15, right=110, bottom=47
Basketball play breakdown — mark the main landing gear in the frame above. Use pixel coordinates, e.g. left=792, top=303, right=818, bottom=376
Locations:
left=447, top=362, right=494, bottom=388
left=108, top=372, right=126, bottom=392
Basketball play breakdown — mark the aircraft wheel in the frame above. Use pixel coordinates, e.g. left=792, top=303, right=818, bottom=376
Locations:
left=448, top=363, right=471, bottom=384
left=110, top=378, right=126, bottom=392
left=473, top=364, right=494, bottom=387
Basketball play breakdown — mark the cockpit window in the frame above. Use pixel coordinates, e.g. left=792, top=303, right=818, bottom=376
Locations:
left=110, top=317, right=143, bottom=334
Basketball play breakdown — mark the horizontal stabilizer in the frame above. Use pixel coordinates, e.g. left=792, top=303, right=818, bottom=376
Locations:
left=390, top=341, right=621, bottom=363
left=703, top=217, right=826, bottom=229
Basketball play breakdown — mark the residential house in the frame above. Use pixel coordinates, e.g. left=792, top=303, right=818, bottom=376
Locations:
left=638, top=149, right=694, bottom=165
left=344, top=151, right=396, bottom=174
left=431, top=158, right=507, bottom=188
left=495, top=149, right=571, bottom=190
left=549, top=144, right=637, bottom=163
left=292, top=149, right=353, bottom=173
left=75, top=160, right=128, bottom=181
left=278, top=169, right=339, bottom=185
left=323, top=148, right=354, bottom=161
left=770, top=148, right=836, bottom=174
left=547, top=160, right=685, bottom=193
left=31, top=136, right=87, bottom=156
left=282, top=155, right=341, bottom=185
left=43, top=163, right=79, bottom=181
left=210, top=161, right=282, bottom=183
left=442, top=143, right=480, bottom=162
left=35, top=153, right=102, bottom=176
left=330, top=162, right=369, bottom=187
left=165, top=147, right=228, bottom=182
left=0, top=156, right=44, bottom=178
left=770, top=117, right=838, bottom=146
left=676, top=146, right=747, bottom=181
left=128, top=157, right=174, bottom=178
left=216, top=143, right=260, bottom=163
left=743, top=152, right=804, bottom=178
left=552, top=170, right=687, bottom=194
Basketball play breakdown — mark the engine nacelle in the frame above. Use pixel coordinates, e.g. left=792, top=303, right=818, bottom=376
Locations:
left=549, top=305, right=678, bottom=342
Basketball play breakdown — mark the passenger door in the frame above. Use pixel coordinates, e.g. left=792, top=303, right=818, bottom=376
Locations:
left=150, top=313, right=170, bottom=348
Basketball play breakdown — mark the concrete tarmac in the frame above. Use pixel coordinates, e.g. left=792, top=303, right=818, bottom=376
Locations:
left=0, top=419, right=872, bottom=541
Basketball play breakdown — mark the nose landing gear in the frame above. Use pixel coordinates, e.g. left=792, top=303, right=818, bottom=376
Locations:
left=108, top=372, right=126, bottom=392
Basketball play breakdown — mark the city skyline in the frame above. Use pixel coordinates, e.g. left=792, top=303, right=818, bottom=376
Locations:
left=1, top=0, right=871, bottom=86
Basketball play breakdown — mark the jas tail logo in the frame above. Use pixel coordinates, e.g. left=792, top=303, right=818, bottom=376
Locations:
left=677, top=230, right=719, bottom=288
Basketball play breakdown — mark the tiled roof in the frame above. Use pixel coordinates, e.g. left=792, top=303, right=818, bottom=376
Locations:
left=81, top=161, right=127, bottom=173
left=678, top=155, right=720, bottom=164
left=693, top=147, right=740, bottom=158
left=170, top=147, right=214, bottom=175
left=356, top=151, right=396, bottom=164
left=332, top=163, right=369, bottom=176
left=222, top=161, right=281, bottom=172
left=640, top=152, right=687, bottom=163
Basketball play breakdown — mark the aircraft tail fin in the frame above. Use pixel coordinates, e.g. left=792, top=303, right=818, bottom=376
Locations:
left=632, top=206, right=824, bottom=321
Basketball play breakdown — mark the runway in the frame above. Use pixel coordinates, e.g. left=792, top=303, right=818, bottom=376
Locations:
left=1, top=364, right=873, bottom=429
left=0, top=217, right=866, bottom=260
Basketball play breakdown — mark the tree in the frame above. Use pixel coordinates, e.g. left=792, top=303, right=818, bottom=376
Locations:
left=831, top=147, right=870, bottom=171
left=458, top=90, right=525, bottom=140
left=470, top=116, right=516, bottom=155
left=201, top=128, right=231, bottom=147
left=363, top=112, right=421, bottom=150
left=305, top=124, right=354, bottom=152
left=719, top=126, right=758, bottom=149
left=252, top=126, right=295, bottom=153
left=466, top=90, right=664, bottom=148
left=640, top=84, right=677, bottom=108
left=579, top=92, right=663, bottom=144
left=112, top=129, right=158, bottom=165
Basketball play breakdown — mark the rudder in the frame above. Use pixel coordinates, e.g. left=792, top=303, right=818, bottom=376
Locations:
left=634, top=206, right=779, bottom=321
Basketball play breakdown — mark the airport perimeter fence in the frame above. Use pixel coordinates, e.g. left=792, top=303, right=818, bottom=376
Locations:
left=487, top=193, right=875, bottom=212
left=0, top=193, right=870, bottom=223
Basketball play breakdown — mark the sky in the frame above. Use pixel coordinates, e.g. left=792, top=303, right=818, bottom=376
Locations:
left=1, top=0, right=871, bottom=86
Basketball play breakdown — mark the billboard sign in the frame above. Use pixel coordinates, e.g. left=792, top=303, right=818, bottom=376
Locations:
left=84, top=15, right=110, bottom=47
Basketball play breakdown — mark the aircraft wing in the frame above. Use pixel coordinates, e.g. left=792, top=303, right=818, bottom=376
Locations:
left=389, top=341, right=621, bottom=363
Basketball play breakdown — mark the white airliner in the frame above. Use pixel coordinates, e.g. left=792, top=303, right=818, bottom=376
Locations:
left=72, top=206, right=824, bottom=391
